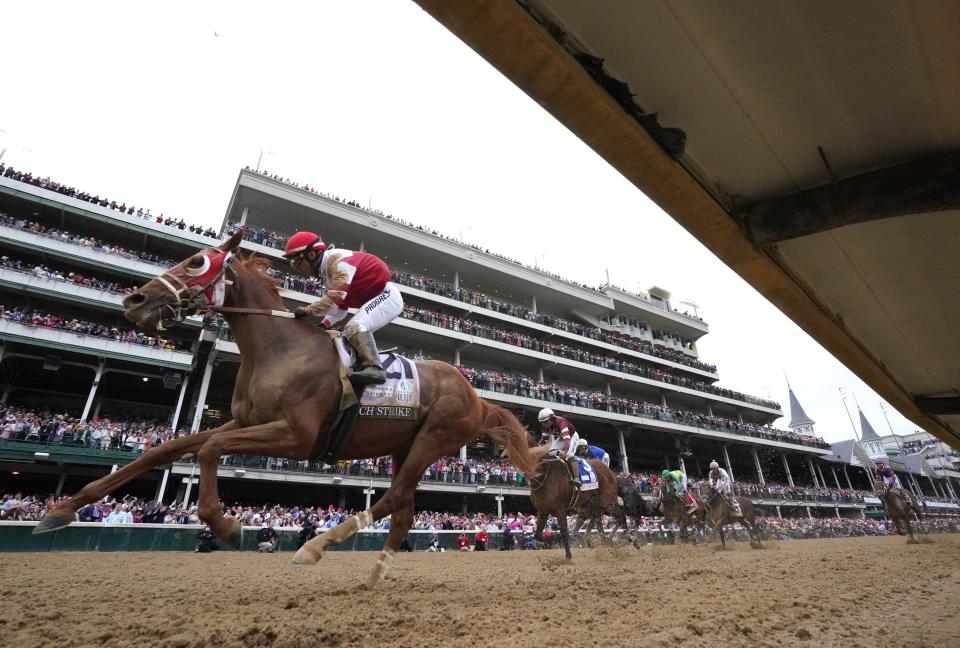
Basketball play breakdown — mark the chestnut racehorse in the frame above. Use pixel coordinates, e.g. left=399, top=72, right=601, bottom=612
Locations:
left=34, top=232, right=536, bottom=589
left=527, top=444, right=631, bottom=559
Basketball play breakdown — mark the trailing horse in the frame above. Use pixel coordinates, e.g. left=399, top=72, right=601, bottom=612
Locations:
left=876, top=480, right=928, bottom=543
left=696, top=483, right=762, bottom=549
left=34, top=232, right=536, bottom=589
left=527, top=444, right=632, bottom=559
left=650, top=485, right=704, bottom=542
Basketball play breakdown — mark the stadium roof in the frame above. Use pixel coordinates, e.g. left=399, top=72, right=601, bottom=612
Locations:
left=414, top=0, right=960, bottom=448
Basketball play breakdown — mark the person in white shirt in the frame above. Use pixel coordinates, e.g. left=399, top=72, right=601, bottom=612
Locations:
left=707, top=460, right=741, bottom=517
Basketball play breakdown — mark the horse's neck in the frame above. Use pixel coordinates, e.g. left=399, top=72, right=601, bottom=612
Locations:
left=224, top=265, right=330, bottom=365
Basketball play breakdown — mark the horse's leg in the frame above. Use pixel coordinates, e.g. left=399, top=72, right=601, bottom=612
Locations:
left=294, top=434, right=443, bottom=565
left=558, top=508, right=573, bottom=560
left=195, top=420, right=306, bottom=548
left=718, top=525, right=726, bottom=549
left=534, top=512, right=548, bottom=544
left=361, top=451, right=410, bottom=590
left=34, top=422, right=236, bottom=534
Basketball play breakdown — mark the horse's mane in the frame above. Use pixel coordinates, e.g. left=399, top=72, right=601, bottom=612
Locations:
left=237, top=253, right=280, bottom=295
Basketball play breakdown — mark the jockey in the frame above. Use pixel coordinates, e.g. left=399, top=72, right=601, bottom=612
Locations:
left=662, top=468, right=697, bottom=514
left=283, top=232, right=403, bottom=385
left=537, top=408, right=580, bottom=487
left=707, top=460, right=741, bottom=517
left=575, top=439, right=610, bottom=466
left=878, top=464, right=920, bottom=511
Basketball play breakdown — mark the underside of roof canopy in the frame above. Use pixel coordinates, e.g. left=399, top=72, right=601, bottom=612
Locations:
left=413, top=0, right=960, bottom=447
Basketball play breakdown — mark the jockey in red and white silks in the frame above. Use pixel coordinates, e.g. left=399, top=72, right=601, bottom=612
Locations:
left=284, top=231, right=403, bottom=385
left=538, top=408, right=581, bottom=487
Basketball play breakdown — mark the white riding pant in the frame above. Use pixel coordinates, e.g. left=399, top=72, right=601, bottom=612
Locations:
left=600, top=452, right=610, bottom=467
left=548, top=432, right=579, bottom=457
left=342, top=282, right=404, bottom=335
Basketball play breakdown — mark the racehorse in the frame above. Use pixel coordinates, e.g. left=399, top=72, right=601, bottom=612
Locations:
left=696, top=483, right=762, bottom=549
left=34, top=232, right=536, bottom=589
left=650, top=485, right=704, bottom=542
left=875, top=480, right=927, bottom=543
left=615, top=476, right=656, bottom=544
left=527, top=443, right=633, bottom=559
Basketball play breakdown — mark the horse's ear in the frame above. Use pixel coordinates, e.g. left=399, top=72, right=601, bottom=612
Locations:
left=218, top=230, right=244, bottom=252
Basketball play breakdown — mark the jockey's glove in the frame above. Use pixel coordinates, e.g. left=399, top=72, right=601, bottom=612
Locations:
left=293, top=306, right=310, bottom=319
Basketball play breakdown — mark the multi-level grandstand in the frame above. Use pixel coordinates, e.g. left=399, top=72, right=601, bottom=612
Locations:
left=0, top=163, right=957, bottom=521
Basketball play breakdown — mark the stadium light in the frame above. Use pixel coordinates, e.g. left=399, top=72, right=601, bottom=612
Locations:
left=234, top=469, right=246, bottom=477
left=332, top=476, right=343, bottom=484
left=34, top=452, right=49, bottom=459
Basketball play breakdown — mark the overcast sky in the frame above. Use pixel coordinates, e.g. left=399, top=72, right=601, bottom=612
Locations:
left=0, top=1, right=919, bottom=442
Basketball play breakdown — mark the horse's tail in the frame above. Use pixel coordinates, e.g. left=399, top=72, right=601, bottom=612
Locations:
left=479, top=400, right=536, bottom=478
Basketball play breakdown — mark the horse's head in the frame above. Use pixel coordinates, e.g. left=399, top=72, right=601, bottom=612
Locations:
left=123, top=231, right=243, bottom=332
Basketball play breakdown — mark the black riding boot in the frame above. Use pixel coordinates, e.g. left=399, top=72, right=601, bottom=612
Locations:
left=566, top=456, right=581, bottom=488
left=346, top=329, right=386, bottom=385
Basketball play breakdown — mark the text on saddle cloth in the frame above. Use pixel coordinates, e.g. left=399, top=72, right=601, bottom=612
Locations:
left=577, top=458, right=600, bottom=492
left=333, top=333, right=420, bottom=420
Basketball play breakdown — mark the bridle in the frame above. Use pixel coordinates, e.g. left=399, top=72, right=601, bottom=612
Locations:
left=151, top=248, right=294, bottom=330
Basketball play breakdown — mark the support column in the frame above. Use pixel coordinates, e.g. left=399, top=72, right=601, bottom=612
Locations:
left=170, top=374, right=190, bottom=433
left=191, top=352, right=217, bottom=433
left=460, top=445, right=467, bottom=461
left=364, top=485, right=375, bottom=510
left=605, top=382, right=612, bottom=397
left=782, top=454, right=795, bottom=487
left=816, top=463, right=829, bottom=491
left=831, top=466, right=842, bottom=491
left=453, top=347, right=461, bottom=366
left=751, top=446, right=765, bottom=484
left=156, top=468, right=170, bottom=502
left=495, top=492, right=504, bottom=518
left=806, top=506, right=812, bottom=519
left=706, top=405, right=713, bottom=417
left=239, top=205, right=249, bottom=226
left=55, top=470, right=67, bottom=496
left=678, top=455, right=687, bottom=478
left=0, top=383, right=10, bottom=404
left=538, top=366, right=545, bottom=383
left=927, top=476, right=940, bottom=498
left=81, top=359, right=106, bottom=422
left=807, top=457, right=820, bottom=488
left=358, top=241, right=365, bottom=252
left=530, top=295, right=537, bottom=314
left=835, top=507, right=840, bottom=519
left=453, top=271, right=460, bottom=292
left=737, top=412, right=744, bottom=425
left=182, top=463, right=198, bottom=506
left=661, top=393, right=668, bottom=408
left=775, top=505, right=782, bottom=519
left=843, top=465, right=854, bottom=491
left=722, top=444, right=734, bottom=482
left=617, top=428, right=629, bottom=474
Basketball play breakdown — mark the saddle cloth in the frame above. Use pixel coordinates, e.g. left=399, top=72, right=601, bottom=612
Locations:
left=577, top=458, right=600, bottom=492
left=333, top=335, right=420, bottom=420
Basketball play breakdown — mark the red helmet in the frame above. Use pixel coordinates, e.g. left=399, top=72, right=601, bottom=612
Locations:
left=283, top=231, right=325, bottom=258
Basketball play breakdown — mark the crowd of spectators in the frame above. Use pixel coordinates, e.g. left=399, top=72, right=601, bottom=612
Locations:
left=0, top=163, right=218, bottom=238
left=404, top=305, right=777, bottom=408
left=0, top=255, right=133, bottom=294
left=0, top=212, right=175, bottom=266
left=0, top=305, right=188, bottom=351
left=391, top=270, right=713, bottom=370
left=455, top=365, right=825, bottom=448
left=4, top=492, right=958, bottom=544
left=731, top=480, right=872, bottom=503
left=0, top=405, right=178, bottom=450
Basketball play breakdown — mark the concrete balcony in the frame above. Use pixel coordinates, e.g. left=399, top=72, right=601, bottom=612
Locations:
left=0, top=319, right=193, bottom=369
left=0, top=266, right=201, bottom=327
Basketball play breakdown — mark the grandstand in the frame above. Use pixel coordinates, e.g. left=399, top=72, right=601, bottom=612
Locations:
left=0, top=163, right=957, bottom=522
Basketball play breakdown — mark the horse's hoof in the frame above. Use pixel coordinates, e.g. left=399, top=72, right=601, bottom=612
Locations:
left=33, top=512, right=73, bottom=535
left=292, top=547, right=322, bottom=565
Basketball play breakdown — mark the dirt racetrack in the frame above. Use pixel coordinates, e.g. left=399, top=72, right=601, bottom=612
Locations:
left=3, top=535, right=959, bottom=648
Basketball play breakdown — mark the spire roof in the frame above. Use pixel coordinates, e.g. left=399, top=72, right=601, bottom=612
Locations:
left=858, top=408, right=881, bottom=441
left=787, top=384, right=816, bottom=429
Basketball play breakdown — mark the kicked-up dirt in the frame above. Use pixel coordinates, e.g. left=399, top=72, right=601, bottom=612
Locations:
left=2, top=534, right=958, bottom=647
